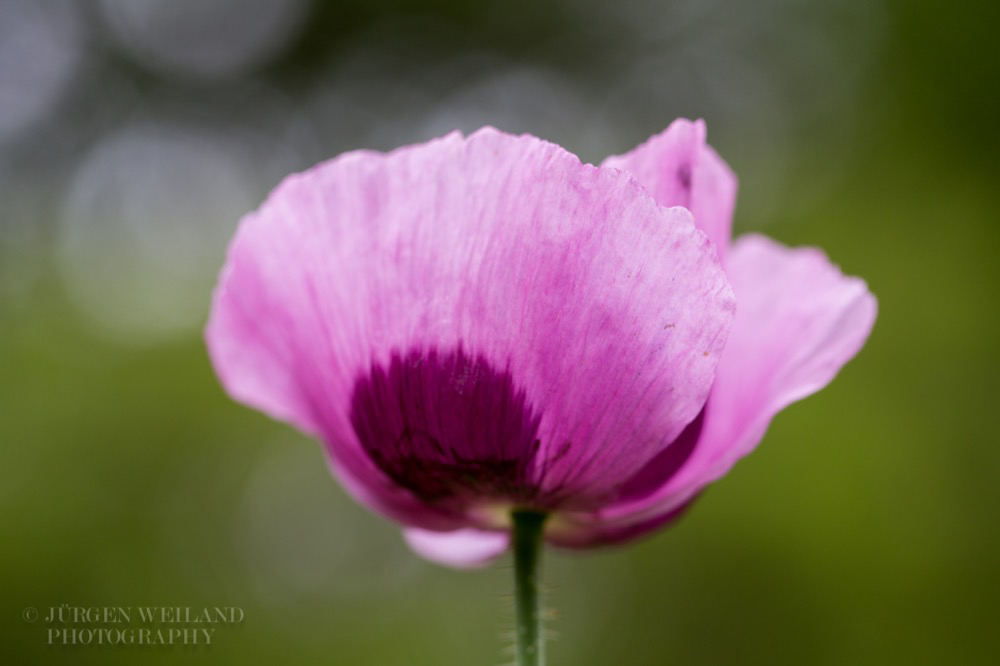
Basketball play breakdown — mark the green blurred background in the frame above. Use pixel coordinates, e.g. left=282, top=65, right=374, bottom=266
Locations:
left=2, top=1, right=997, bottom=664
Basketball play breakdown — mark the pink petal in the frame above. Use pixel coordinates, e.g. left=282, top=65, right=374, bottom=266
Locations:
left=553, top=233, right=877, bottom=547
left=206, top=127, right=734, bottom=531
left=403, top=527, right=509, bottom=569
left=602, top=118, right=737, bottom=260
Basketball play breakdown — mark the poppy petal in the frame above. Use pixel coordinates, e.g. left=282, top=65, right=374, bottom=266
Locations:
left=554, top=234, right=876, bottom=546
left=206, top=127, right=735, bottom=529
left=403, top=527, right=509, bottom=569
left=602, top=118, right=737, bottom=260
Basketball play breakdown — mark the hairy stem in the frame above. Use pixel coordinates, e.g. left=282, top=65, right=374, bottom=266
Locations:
left=512, top=510, right=547, bottom=666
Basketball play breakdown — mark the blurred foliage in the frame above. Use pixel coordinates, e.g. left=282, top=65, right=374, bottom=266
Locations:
left=1, top=0, right=998, bottom=664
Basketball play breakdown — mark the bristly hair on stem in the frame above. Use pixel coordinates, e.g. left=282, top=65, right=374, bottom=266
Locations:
left=512, top=510, right=547, bottom=666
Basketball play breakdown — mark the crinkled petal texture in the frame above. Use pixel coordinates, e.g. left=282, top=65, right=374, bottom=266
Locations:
left=552, top=234, right=877, bottom=547
left=526, top=121, right=877, bottom=548
left=206, top=128, right=735, bottom=549
left=602, top=118, right=737, bottom=261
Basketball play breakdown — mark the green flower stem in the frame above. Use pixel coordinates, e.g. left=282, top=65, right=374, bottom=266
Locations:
left=512, top=510, right=547, bottom=666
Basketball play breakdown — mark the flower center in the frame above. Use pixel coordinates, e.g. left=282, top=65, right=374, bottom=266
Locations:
left=350, top=347, right=543, bottom=510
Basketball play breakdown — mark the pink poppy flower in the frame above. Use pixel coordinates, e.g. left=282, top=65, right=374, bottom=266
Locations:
left=206, top=119, right=876, bottom=569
